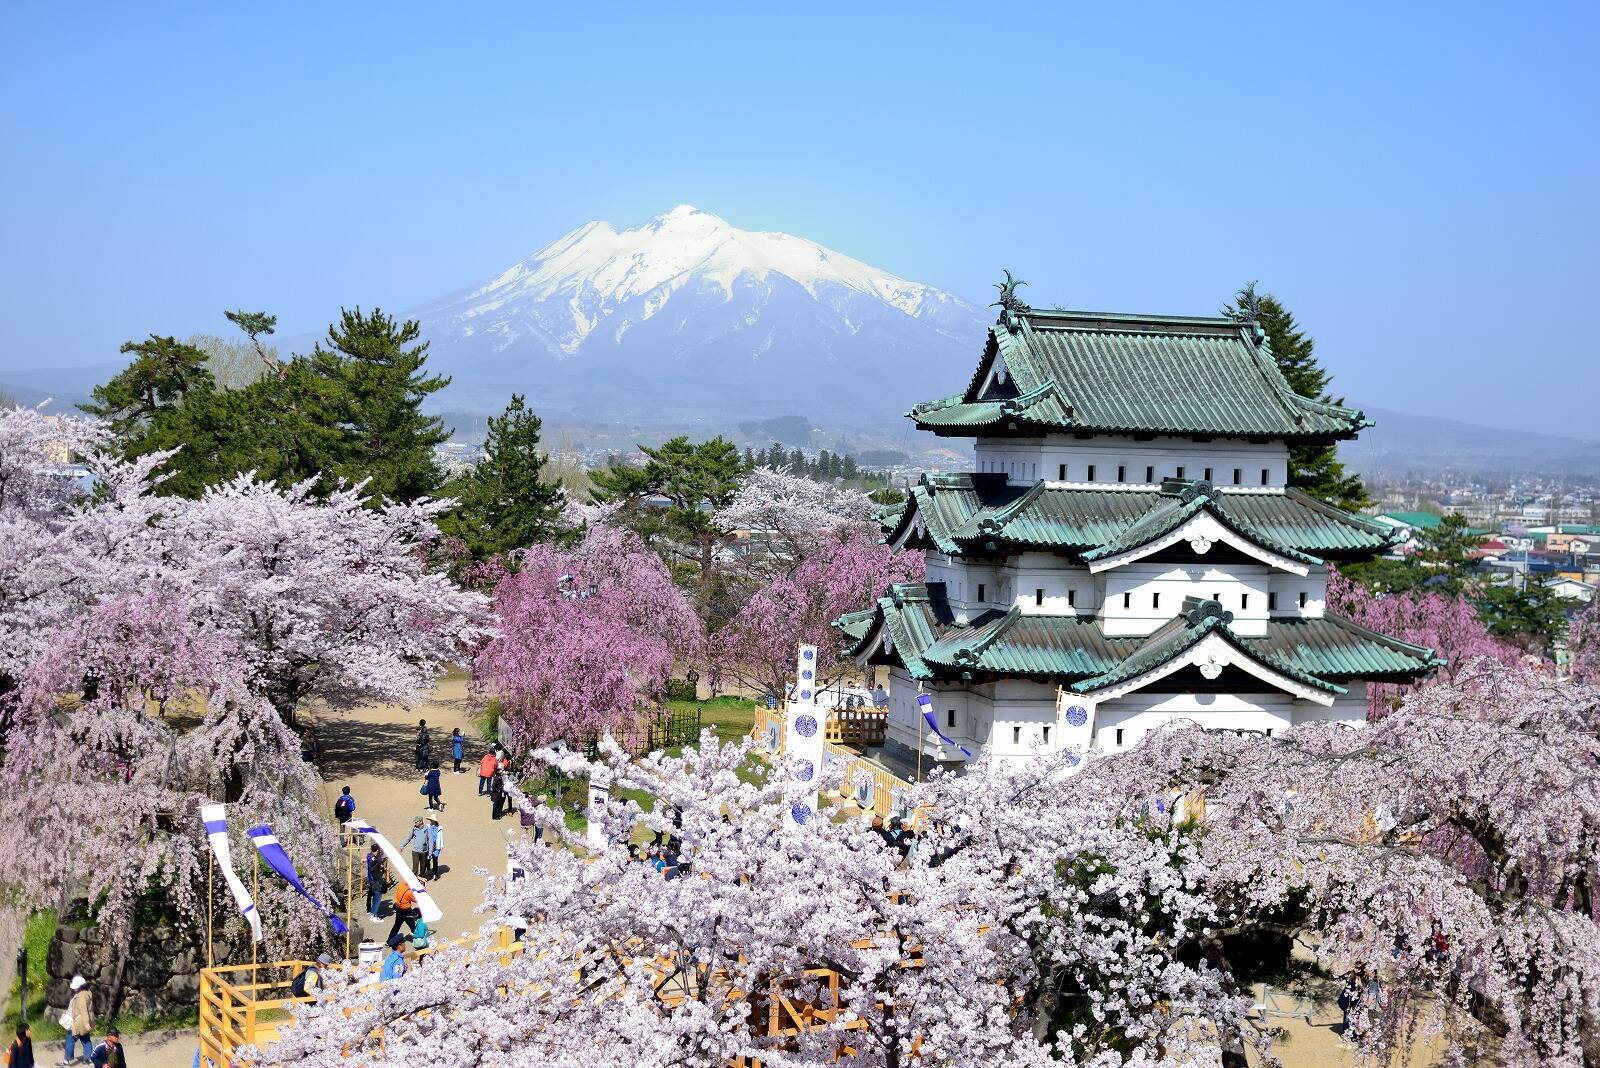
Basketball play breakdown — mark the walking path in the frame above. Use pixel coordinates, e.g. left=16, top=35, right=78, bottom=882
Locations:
left=126, top=674, right=522, bottom=1068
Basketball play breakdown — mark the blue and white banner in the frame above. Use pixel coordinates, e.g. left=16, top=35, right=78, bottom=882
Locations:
left=785, top=643, right=825, bottom=825
left=345, top=818, right=444, bottom=923
left=199, top=803, right=262, bottom=944
left=916, top=692, right=972, bottom=757
left=247, top=824, right=348, bottom=936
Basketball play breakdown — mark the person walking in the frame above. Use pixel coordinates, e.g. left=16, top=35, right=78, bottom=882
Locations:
left=364, top=844, right=386, bottom=921
left=399, top=816, right=429, bottom=876
left=8, top=1023, right=34, bottom=1068
left=477, top=747, right=497, bottom=796
left=86, top=1029, right=123, bottom=1068
left=414, top=719, right=431, bottom=772
left=387, top=879, right=422, bottom=943
left=423, top=765, right=443, bottom=811
left=63, top=974, right=93, bottom=1065
left=425, top=815, right=443, bottom=880
left=450, top=729, right=465, bottom=774
left=332, top=786, right=356, bottom=824
left=490, top=768, right=507, bottom=821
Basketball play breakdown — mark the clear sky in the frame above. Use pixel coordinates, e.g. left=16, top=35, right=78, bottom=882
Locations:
left=2, top=3, right=1595, bottom=435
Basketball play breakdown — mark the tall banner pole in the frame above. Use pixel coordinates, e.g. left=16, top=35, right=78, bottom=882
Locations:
left=783, top=644, right=825, bottom=825
left=206, top=852, right=214, bottom=968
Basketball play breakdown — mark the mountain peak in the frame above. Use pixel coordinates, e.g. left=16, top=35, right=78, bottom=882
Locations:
left=407, top=209, right=987, bottom=420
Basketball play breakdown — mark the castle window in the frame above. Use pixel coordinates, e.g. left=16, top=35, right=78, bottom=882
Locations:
left=1115, top=728, right=1124, bottom=746
left=1067, top=589, right=1076, bottom=607
left=1042, top=725, right=1051, bottom=745
left=977, top=583, right=986, bottom=602
left=1035, top=588, right=1044, bottom=606
left=1241, top=593, right=1250, bottom=610
left=1145, top=465, right=1155, bottom=483
left=1261, top=468, right=1270, bottom=485
left=947, top=709, right=956, bottom=729
left=1122, top=592, right=1131, bottom=609
left=1175, top=466, right=1185, bottom=479
left=1152, top=592, right=1160, bottom=609
left=1087, top=464, right=1096, bottom=482
left=1058, top=463, right=1066, bottom=480
left=1265, top=728, right=1274, bottom=738
left=1232, top=468, right=1242, bottom=485
left=1117, top=465, right=1126, bottom=482
left=1299, top=591, right=1308, bottom=609
left=1031, top=463, right=1037, bottom=480
left=1013, top=725, right=1021, bottom=745
left=1204, top=467, right=1213, bottom=481
left=1268, top=592, right=1278, bottom=611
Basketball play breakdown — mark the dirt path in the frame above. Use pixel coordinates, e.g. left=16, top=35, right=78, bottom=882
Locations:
left=126, top=675, right=523, bottom=1068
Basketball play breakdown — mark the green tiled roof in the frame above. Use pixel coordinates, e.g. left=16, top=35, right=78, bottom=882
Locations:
left=909, top=310, right=1371, bottom=441
left=839, top=585, right=1440, bottom=690
left=886, top=477, right=1401, bottom=561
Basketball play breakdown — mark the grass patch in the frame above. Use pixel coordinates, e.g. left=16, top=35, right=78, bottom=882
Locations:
left=669, top=695, right=760, bottom=745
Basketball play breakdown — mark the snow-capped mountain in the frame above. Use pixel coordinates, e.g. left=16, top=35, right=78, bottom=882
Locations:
left=408, top=206, right=987, bottom=422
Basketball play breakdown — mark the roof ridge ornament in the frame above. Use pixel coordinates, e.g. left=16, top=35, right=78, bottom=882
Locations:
left=992, top=269, right=1032, bottom=332
left=1183, top=597, right=1234, bottom=627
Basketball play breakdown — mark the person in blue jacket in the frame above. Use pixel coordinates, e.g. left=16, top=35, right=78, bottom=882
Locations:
left=380, top=933, right=411, bottom=981
left=423, top=765, right=443, bottom=811
left=450, top=728, right=465, bottom=773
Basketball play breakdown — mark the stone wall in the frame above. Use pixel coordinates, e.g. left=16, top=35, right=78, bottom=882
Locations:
left=45, top=900, right=221, bottom=1019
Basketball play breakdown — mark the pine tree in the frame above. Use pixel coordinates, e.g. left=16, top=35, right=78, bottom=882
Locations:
left=1224, top=283, right=1372, bottom=511
left=81, top=335, right=214, bottom=439
left=444, top=394, right=565, bottom=560
left=312, top=307, right=451, bottom=502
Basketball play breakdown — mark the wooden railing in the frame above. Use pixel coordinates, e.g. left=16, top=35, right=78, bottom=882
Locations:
left=825, top=705, right=888, bottom=747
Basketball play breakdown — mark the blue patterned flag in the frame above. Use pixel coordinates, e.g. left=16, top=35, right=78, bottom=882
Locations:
left=916, top=692, right=972, bottom=757
left=247, top=824, right=348, bottom=935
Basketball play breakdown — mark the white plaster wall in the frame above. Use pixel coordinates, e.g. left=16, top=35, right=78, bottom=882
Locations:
left=1093, top=691, right=1298, bottom=753
left=974, top=435, right=1289, bottom=489
left=1101, top=562, right=1273, bottom=636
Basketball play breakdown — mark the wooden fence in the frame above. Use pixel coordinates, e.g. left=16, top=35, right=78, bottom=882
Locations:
left=751, top=705, right=920, bottom=827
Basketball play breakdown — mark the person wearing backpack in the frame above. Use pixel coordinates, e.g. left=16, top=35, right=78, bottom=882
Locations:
left=290, top=953, right=333, bottom=999
left=387, top=878, right=423, bottom=943
left=86, top=1028, right=123, bottom=1068
left=332, top=786, right=356, bottom=824
left=6, top=1023, right=33, bottom=1068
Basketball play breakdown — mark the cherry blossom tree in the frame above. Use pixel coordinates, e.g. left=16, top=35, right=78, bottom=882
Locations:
left=714, top=465, right=881, bottom=580
left=0, top=404, right=487, bottom=996
left=711, top=525, right=923, bottom=701
left=264, top=734, right=1231, bottom=1068
left=274, top=655, right=1600, bottom=1068
left=472, top=519, right=703, bottom=749
left=1567, top=597, right=1600, bottom=686
left=1084, top=657, right=1600, bottom=1065
left=1328, top=564, right=1525, bottom=715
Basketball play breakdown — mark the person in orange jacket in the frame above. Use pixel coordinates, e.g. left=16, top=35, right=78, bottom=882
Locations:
left=477, top=748, right=497, bottom=797
left=388, top=878, right=422, bottom=943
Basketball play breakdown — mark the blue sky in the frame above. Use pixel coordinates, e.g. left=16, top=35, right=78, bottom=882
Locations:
left=2, top=3, right=1595, bottom=435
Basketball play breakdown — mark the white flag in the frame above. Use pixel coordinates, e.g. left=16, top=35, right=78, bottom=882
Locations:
left=345, top=818, right=444, bottom=923
left=200, top=803, right=262, bottom=943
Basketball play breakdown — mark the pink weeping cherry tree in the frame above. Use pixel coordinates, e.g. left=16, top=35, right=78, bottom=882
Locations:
left=1327, top=565, right=1525, bottom=715
left=710, top=469, right=922, bottom=702
left=472, top=519, right=704, bottom=750
left=1568, top=597, right=1600, bottom=686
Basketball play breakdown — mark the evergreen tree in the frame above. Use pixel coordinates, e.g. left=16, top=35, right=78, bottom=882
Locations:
left=443, top=394, right=565, bottom=560
left=312, top=307, right=451, bottom=503
left=1224, top=283, right=1372, bottom=511
left=81, top=335, right=214, bottom=439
